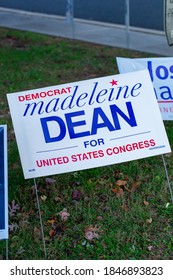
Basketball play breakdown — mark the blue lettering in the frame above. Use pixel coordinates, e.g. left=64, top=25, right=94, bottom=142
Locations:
left=131, top=83, right=142, bottom=97
left=170, top=65, right=173, bottom=79
left=91, top=107, right=115, bottom=135
left=45, top=98, right=59, bottom=113
left=147, top=61, right=154, bottom=82
left=116, top=85, right=129, bottom=99
left=160, top=86, right=173, bottom=100
left=96, top=89, right=107, bottom=103
left=23, top=101, right=44, bottom=116
left=110, top=102, right=137, bottom=129
left=65, top=111, right=90, bottom=138
left=41, top=103, right=137, bottom=143
left=61, top=85, right=78, bottom=110
left=156, top=65, right=169, bottom=80
left=40, top=116, right=66, bottom=143
left=88, top=82, right=99, bottom=105
left=147, top=61, right=173, bottom=82
left=76, top=92, right=88, bottom=107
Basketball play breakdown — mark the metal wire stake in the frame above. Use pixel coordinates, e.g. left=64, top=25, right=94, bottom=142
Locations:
left=162, top=154, right=173, bottom=204
left=33, top=178, right=47, bottom=259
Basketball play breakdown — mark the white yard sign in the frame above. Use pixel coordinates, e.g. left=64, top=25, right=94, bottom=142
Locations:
left=117, top=57, right=173, bottom=120
left=7, top=70, right=171, bottom=179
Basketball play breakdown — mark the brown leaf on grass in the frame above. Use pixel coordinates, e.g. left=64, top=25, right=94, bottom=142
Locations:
left=122, top=204, right=129, bottom=212
left=40, top=195, right=47, bottom=201
left=146, top=218, right=152, bottom=224
left=84, top=225, right=101, bottom=241
left=116, top=180, right=127, bottom=187
left=8, top=200, right=20, bottom=218
left=144, top=200, right=149, bottom=207
left=58, top=208, right=70, bottom=222
left=54, top=196, right=63, bottom=203
left=132, top=181, right=140, bottom=191
left=47, top=219, right=56, bottom=225
left=9, top=223, right=19, bottom=232
left=34, top=227, right=41, bottom=242
left=47, top=220, right=65, bottom=239
left=72, top=189, right=82, bottom=201
left=112, top=187, right=124, bottom=198
left=49, top=229, right=56, bottom=238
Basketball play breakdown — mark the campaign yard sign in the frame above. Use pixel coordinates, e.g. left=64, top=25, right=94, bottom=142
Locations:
left=0, top=125, right=8, bottom=240
left=7, top=70, right=171, bottom=179
left=116, top=57, right=173, bottom=120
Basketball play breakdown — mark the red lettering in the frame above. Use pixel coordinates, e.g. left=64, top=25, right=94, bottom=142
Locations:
left=106, top=139, right=156, bottom=156
left=18, top=96, right=25, bottom=101
left=66, top=87, right=71, bottom=93
left=18, top=87, right=72, bottom=102
left=61, top=88, right=67, bottom=94
left=54, top=89, right=60, bottom=95
left=71, top=150, right=104, bottom=161
left=47, top=90, right=53, bottom=96
left=25, top=94, right=31, bottom=101
left=31, top=93, right=39, bottom=99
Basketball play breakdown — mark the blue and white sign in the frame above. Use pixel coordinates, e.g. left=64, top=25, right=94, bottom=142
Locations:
left=116, top=57, right=173, bottom=120
left=0, top=125, right=8, bottom=240
left=7, top=70, right=171, bottom=179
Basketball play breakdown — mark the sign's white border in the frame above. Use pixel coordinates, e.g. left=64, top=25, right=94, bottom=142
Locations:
left=0, top=125, right=8, bottom=240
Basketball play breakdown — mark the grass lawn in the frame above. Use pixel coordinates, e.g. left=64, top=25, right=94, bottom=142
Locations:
left=0, top=27, right=173, bottom=260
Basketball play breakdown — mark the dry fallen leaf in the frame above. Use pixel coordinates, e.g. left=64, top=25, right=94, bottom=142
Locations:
left=58, top=208, right=70, bottom=222
left=40, top=195, right=47, bottom=201
left=47, top=219, right=56, bottom=225
left=148, top=245, right=153, bottom=251
left=8, top=200, right=20, bottom=218
left=84, top=225, right=101, bottom=241
left=146, top=218, right=152, bottom=224
left=54, top=196, right=63, bottom=203
left=122, top=204, right=129, bottom=212
left=112, top=187, right=124, bottom=198
left=72, top=189, right=82, bottom=201
left=49, top=229, right=56, bottom=238
left=116, top=180, right=127, bottom=187
left=132, top=181, right=140, bottom=191
left=144, top=200, right=149, bottom=207
left=34, top=227, right=41, bottom=242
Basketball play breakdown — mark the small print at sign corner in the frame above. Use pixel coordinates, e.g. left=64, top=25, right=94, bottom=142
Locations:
left=7, top=70, right=171, bottom=179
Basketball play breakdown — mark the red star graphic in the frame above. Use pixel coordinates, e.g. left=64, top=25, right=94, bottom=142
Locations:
left=110, top=79, right=118, bottom=86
